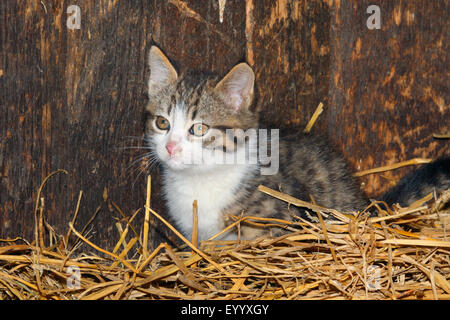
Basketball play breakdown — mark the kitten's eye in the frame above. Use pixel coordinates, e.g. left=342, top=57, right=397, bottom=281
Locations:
left=189, top=123, right=209, bottom=137
left=155, top=116, right=170, bottom=131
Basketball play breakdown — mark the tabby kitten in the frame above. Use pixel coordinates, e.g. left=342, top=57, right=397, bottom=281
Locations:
left=144, top=46, right=369, bottom=241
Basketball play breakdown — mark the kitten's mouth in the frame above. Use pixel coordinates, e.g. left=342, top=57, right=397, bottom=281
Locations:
left=163, top=156, right=191, bottom=170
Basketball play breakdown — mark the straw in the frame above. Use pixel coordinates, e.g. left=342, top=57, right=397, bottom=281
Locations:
left=0, top=171, right=448, bottom=300
left=142, top=175, right=151, bottom=259
left=354, top=158, right=432, bottom=177
left=304, top=102, right=324, bottom=133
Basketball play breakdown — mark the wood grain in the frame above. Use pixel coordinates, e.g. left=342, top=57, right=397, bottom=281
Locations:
left=0, top=1, right=447, bottom=249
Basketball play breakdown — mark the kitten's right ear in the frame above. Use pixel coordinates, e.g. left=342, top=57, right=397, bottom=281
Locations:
left=148, top=46, right=178, bottom=96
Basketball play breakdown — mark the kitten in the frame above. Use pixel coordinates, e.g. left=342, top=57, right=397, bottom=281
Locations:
left=144, top=46, right=368, bottom=241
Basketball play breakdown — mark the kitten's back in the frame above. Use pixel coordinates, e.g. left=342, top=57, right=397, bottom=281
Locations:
left=279, top=134, right=368, bottom=212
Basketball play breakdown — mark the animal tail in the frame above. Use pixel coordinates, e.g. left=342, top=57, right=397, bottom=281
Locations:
left=381, top=156, right=450, bottom=206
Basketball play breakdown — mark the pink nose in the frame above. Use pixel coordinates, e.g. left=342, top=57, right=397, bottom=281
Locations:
left=166, top=141, right=182, bottom=157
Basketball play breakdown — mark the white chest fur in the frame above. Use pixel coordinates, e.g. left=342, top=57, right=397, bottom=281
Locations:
left=162, top=165, right=253, bottom=241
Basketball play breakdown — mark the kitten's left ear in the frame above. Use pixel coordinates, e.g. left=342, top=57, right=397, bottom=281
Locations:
left=215, top=63, right=255, bottom=112
left=148, top=46, right=178, bottom=96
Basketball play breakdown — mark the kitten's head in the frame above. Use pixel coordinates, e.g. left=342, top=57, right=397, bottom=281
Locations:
left=145, top=46, right=258, bottom=172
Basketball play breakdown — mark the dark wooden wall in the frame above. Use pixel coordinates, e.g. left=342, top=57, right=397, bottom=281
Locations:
left=1, top=0, right=448, bottom=250
left=328, top=0, right=449, bottom=195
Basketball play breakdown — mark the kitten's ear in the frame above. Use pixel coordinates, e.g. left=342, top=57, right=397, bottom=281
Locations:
left=215, top=63, right=255, bottom=112
left=148, top=46, right=178, bottom=96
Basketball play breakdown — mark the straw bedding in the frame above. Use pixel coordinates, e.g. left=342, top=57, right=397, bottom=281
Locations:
left=0, top=174, right=449, bottom=300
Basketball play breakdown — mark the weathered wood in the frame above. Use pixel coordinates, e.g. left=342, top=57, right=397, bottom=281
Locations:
left=0, top=1, right=448, bottom=250
left=328, top=0, right=449, bottom=196
left=248, top=0, right=331, bottom=128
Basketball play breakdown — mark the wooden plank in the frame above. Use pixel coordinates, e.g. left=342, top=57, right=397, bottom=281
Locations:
left=0, top=1, right=447, bottom=250
left=328, top=0, right=449, bottom=196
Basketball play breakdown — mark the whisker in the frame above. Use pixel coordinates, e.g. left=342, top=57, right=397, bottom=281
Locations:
left=122, top=135, right=146, bottom=141
left=115, top=146, right=152, bottom=151
left=126, top=148, right=159, bottom=180
left=131, top=157, right=159, bottom=189
left=114, top=136, right=148, bottom=149
left=126, top=153, right=154, bottom=171
left=147, top=159, right=160, bottom=172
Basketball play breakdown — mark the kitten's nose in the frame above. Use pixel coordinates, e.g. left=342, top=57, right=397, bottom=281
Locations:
left=166, top=141, right=182, bottom=157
